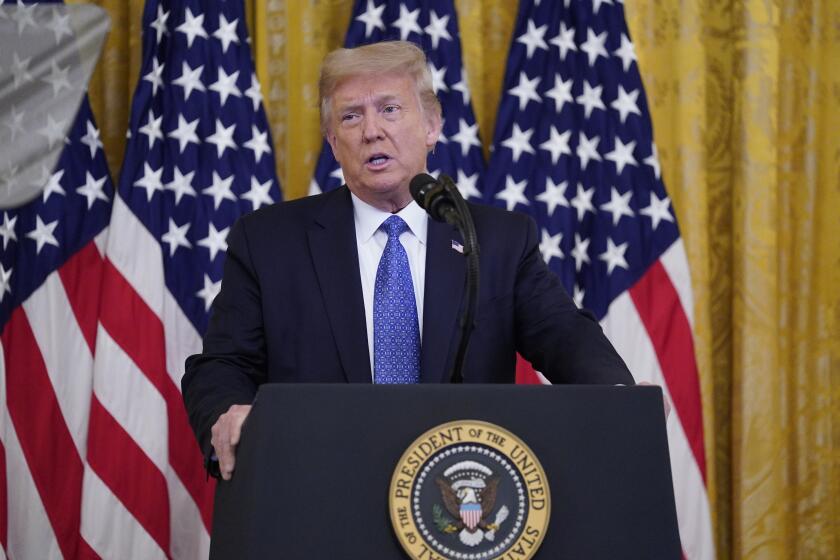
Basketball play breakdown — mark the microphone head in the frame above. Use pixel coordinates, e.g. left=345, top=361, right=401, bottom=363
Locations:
left=409, top=173, right=438, bottom=208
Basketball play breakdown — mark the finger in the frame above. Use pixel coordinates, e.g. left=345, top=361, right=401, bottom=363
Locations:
left=217, top=440, right=236, bottom=481
left=229, top=405, right=252, bottom=446
left=213, top=419, right=236, bottom=480
left=229, top=417, right=243, bottom=446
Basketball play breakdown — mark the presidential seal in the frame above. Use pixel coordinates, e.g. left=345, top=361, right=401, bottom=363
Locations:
left=389, top=420, right=550, bottom=560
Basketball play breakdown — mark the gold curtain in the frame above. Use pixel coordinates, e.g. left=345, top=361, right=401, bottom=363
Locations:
left=74, top=0, right=840, bottom=558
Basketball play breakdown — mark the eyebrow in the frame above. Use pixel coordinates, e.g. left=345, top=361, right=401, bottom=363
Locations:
left=336, top=93, right=402, bottom=114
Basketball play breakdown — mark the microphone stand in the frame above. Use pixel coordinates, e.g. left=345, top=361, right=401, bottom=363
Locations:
left=439, top=175, right=479, bottom=384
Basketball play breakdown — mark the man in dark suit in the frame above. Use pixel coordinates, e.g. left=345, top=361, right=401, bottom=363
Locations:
left=182, top=41, right=634, bottom=480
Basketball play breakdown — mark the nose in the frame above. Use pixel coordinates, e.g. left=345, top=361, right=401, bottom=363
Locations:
left=362, top=113, right=384, bottom=143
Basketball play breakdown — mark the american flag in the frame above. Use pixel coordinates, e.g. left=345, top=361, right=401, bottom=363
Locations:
left=88, top=0, right=281, bottom=556
left=483, top=1, right=714, bottom=557
left=1, top=0, right=281, bottom=557
left=0, top=1, right=113, bottom=557
left=309, top=0, right=486, bottom=201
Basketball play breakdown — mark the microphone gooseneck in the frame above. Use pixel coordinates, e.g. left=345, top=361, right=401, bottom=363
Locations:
left=410, top=173, right=480, bottom=385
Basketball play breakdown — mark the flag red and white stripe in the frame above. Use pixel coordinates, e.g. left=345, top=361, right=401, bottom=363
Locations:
left=81, top=196, right=214, bottom=559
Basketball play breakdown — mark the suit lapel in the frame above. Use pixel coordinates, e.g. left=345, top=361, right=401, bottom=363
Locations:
left=307, top=188, right=371, bottom=383
left=420, top=219, right=466, bottom=383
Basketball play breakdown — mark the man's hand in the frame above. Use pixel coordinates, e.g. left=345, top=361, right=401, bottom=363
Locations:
left=210, top=404, right=252, bottom=481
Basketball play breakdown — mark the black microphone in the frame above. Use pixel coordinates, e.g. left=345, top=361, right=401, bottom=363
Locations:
left=409, top=172, right=480, bottom=385
left=409, top=173, right=460, bottom=225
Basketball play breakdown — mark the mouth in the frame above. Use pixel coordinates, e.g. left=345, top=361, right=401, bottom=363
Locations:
left=365, top=153, right=391, bottom=169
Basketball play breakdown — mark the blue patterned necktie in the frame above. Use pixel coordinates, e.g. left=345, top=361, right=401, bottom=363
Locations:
left=373, top=215, right=421, bottom=384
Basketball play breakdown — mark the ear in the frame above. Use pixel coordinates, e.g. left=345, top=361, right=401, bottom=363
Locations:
left=424, top=112, right=443, bottom=151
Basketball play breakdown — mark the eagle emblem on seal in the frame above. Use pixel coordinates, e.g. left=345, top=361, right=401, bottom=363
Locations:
left=433, top=460, right=510, bottom=547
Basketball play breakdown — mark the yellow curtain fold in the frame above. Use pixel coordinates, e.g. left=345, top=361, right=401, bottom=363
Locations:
left=75, top=1, right=840, bottom=558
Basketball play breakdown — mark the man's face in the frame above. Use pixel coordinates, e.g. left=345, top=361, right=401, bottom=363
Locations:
left=325, top=72, right=441, bottom=210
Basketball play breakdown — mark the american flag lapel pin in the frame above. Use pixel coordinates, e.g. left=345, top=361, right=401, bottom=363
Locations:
left=451, top=240, right=464, bottom=254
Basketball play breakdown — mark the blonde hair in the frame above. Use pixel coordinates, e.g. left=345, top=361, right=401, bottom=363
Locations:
left=318, top=41, right=442, bottom=136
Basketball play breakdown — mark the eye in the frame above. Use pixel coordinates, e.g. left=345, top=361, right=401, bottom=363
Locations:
left=341, top=112, right=359, bottom=122
left=383, top=104, right=400, bottom=114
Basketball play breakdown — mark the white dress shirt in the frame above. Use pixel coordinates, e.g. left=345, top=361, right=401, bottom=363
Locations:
left=351, top=193, right=427, bottom=379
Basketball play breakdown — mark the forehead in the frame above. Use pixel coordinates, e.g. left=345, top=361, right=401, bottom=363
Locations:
left=331, top=72, right=417, bottom=108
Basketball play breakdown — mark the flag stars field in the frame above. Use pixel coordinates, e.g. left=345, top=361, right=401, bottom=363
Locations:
left=168, top=115, right=201, bottom=153
left=600, top=187, right=634, bottom=226
left=11, top=52, right=34, bottom=88
left=0, top=213, right=17, bottom=249
left=576, top=80, right=606, bottom=119
left=502, top=123, right=536, bottom=162
left=80, top=121, right=104, bottom=158
left=75, top=172, right=109, bottom=209
left=202, top=171, right=236, bottom=209
left=613, top=33, right=638, bottom=72
left=42, top=170, right=66, bottom=202
left=26, top=215, right=59, bottom=255
left=242, top=177, right=275, bottom=210
left=539, top=126, right=572, bottom=165
left=356, top=0, right=386, bottom=37
left=571, top=234, right=591, bottom=272
left=206, top=118, right=238, bottom=157
left=0, top=263, right=11, bottom=302
left=391, top=4, right=420, bottom=40
left=536, top=178, right=570, bottom=216
left=176, top=7, right=208, bottom=47
left=604, top=137, right=637, bottom=174
left=134, top=162, right=164, bottom=201
left=164, top=167, right=197, bottom=204
left=143, top=57, right=165, bottom=95
left=580, top=28, right=608, bottom=66
left=149, top=4, right=169, bottom=43
left=210, top=68, right=242, bottom=106
left=428, top=62, right=448, bottom=94
left=496, top=176, right=530, bottom=211
left=213, top=14, right=240, bottom=53
left=516, top=19, right=549, bottom=59
left=138, top=110, right=164, bottom=148
left=550, top=22, right=577, bottom=60
left=424, top=10, right=452, bottom=49
left=539, top=230, right=564, bottom=264
left=2, top=105, right=26, bottom=141
left=161, top=218, right=192, bottom=256
left=508, top=71, right=542, bottom=112
left=545, top=74, right=574, bottom=113
left=45, top=7, right=72, bottom=43
left=197, top=223, right=229, bottom=261
left=173, top=61, right=206, bottom=99
left=196, top=274, right=221, bottom=311
left=570, top=183, right=596, bottom=222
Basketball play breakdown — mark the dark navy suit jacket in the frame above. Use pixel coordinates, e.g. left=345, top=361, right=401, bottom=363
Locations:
left=182, top=187, right=634, bottom=456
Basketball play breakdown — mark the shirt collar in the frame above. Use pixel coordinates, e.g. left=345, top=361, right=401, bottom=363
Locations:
left=351, top=192, right=428, bottom=245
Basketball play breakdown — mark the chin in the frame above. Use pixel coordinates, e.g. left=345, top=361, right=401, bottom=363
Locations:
left=366, top=177, right=408, bottom=195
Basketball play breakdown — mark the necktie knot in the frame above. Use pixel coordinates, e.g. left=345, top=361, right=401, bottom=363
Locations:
left=381, top=215, right=409, bottom=239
